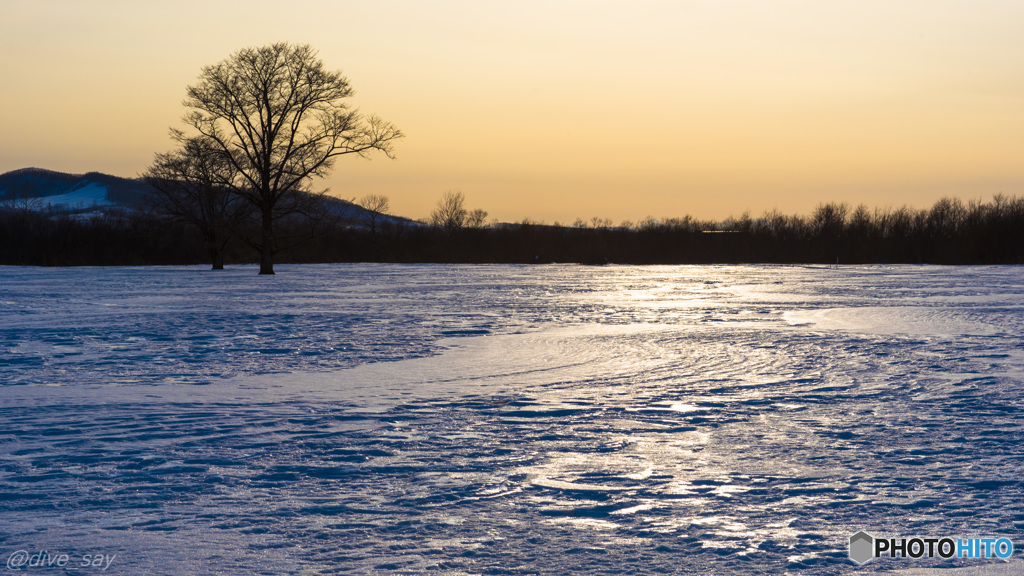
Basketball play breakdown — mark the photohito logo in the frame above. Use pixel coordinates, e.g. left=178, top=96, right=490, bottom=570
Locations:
left=849, top=531, right=1014, bottom=565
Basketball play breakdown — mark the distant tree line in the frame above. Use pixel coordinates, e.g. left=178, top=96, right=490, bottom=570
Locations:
left=3, top=194, right=1022, bottom=266
left=300, top=194, right=1024, bottom=265
left=0, top=206, right=202, bottom=266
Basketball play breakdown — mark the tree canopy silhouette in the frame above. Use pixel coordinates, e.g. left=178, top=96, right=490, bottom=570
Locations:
left=142, top=135, right=250, bottom=270
left=181, top=42, right=402, bottom=274
left=429, top=190, right=468, bottom=231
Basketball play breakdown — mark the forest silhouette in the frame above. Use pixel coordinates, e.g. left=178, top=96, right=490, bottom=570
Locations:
left=2, top=193, right=1022, bottom=266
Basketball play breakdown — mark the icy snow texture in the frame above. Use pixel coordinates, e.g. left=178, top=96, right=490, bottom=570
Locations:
left=1, top=264, right=1023, bottom=575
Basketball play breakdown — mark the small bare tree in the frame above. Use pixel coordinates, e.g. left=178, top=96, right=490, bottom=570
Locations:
left=429, top=190, right=468, bottom=231
left=465, top=208, right=488, bottom=228
left=357, top=194, right=390, bottom=235
left=143, top=136, right=250, bottom=269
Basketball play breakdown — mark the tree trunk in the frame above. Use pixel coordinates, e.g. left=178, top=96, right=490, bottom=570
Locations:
left=201, top=229, right=226, bottom=270
left=259, top=209, right=275, bottom=274
left=209, top=246, right=225, bottom=270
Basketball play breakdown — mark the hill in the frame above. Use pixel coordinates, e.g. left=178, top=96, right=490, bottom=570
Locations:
left=0, top=168, right=151, bottom=210
left=0, top=168, right=408, bottom=226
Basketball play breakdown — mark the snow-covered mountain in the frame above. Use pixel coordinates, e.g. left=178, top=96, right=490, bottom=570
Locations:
left=0, top=167, right=416, bottom=227
left=0, top=168, right=150, bottom=211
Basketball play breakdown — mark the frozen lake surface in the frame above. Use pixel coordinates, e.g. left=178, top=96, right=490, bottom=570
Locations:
left=1, top=264, right=1023, bottom=575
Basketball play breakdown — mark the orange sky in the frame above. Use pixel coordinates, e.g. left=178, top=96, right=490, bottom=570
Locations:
left=2, top=0, right=1023, bottom=223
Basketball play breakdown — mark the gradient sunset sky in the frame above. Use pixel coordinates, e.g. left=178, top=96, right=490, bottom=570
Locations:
left=2, top=0, right=1023, bottom=222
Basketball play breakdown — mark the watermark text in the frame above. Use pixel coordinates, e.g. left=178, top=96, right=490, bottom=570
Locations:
left=6, top=550, right=116, bottom=571
left=850, top=531, right=1014, bottom=565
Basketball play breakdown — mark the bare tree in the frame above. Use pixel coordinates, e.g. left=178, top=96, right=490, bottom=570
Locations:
left=429, top=190, right=468, bottom=231
left=180, top=42, right=403, bottom=274
left=142, top=136, right=250, bottom=269
left=465, top=208, right=488, bottom=228
left=356, top=193, right=390, bottom=235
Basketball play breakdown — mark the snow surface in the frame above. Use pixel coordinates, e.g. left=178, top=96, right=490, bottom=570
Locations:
left=1, top=264, right=1023, bottom=575
left=29, top=182, right=113, bottom=209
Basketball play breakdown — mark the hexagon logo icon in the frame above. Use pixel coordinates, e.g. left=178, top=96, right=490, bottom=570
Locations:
left=849, top=531, right=874, bottom=565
